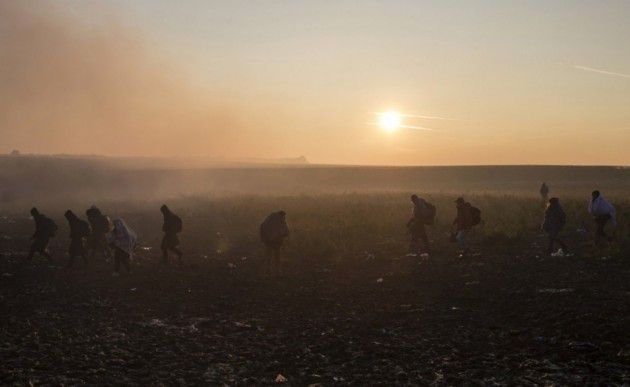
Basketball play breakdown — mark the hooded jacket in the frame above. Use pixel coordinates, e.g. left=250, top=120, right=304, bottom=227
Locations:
left=108, top=218, right=137, bottom=256
left=588, top=196, right=617, bottom=225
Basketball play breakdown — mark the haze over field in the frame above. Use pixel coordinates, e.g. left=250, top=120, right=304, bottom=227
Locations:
left=1, top=0, right=630, bottom=165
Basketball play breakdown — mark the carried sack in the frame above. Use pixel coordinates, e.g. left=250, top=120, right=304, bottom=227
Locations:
left=172, top=215, right=183, bottom=233
left=42, top=216, right=58, bottom=237
left=423, top=202, right=437, bottom=225
left=260, top=214, right=289, bottom=242
left=470, top=206, right=482, bottom=226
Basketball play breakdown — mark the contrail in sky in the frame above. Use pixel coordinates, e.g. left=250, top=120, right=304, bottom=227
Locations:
left=366, top=122, right=435, bottom=131
left=371, top=112, right=459, bottom=121
left=572, top=65, right=630, bottom=79
left=399, top=125, right=435, bottom=131
left=402, top=114, right=459, bottom=121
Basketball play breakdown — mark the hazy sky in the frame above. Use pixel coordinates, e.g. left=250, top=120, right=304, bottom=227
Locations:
left=1, top=0, right=629, bottom=165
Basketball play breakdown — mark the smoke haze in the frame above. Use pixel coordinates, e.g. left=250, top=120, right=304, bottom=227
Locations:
left=0, top=1, right=238, bottom=157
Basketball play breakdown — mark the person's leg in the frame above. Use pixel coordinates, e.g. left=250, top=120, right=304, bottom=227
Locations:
left=273, top=247, right=281, bottom=276
left=557, top=237, right=568, bottom=251
left=122, top=252, right=130, bottom=273
left=455, top=230, right=466, bottom=250
left=161, top=235, right=169, bottom=263
left=264, top=244, right=272, bottom=276
left=409, top=233, right=419, bottom=254
left=114, top=249, right=121, bottom=274
left=67, top=250, right=75, bottom=267
left=458, top=230, right=471, bottom=256
left=68, top=240, right=79, bottom=267
left=547, top=235, right=555, bottom=254
left=39, top=239, right=52, bottom=262
left=419, top=227, right=430, bottom=254
left=170, top=247, right=183, bottom=264
left=595, top=217, right=609, bottom=247
left=99, top=235, right=112, bottom=261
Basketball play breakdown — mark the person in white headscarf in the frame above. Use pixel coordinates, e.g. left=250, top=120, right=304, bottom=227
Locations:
left=108, top=218, right=137, bottom=275
left=588, top=190, right=616, bottom=247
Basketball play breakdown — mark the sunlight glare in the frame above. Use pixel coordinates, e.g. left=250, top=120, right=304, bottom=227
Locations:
left=378, top=111, right=402, bottom=133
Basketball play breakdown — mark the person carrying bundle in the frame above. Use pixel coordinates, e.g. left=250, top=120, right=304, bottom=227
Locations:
left=108, top=218, right=137, bottom=276
left=260, top=210, right=290, bottom=276
left=160, top=204, right=183, bottom=264
left=406, top=194, right=436, bottom=256
left=64, top=210, right=91, bottom=267
left=86, top=206, right=112, bottom=261
left=27, top=207, right=57, bottom=262
left=588, top=190, right=616, bottom=248
left=452, top=197, right=481, bottom=257
left=542, top=198, right=568, bottom=255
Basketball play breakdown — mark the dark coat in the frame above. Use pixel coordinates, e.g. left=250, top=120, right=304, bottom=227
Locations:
left=542, top=203, right=566, bottom=235
left=162, top=210, right=182, bottom=234
left=260, top=212, right=289, bottom=244
left=454, top=203, right=473, bottom=231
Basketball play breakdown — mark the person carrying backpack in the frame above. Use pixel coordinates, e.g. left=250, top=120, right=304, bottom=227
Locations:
left=406, top=194, right=435, bottom=255
left=86, top=206, right=112, bottom=261
left=588, top=190, right=616, bottom=247
left=542, top=198, right=568, bottom=255
left=27, top=207, right=56, bottom=262
left=65, top=210, right=91, bottom=267
left=160, top=204, right=183, bottom=264
left=452, top=197, right=480, bottom=257
left=260, top=210, right=290, bottom=276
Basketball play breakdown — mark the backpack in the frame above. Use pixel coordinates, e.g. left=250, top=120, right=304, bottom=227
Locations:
left=423, top=202, right=437, bottom=225
left=77, top=219, right=91, bottom=238
left=95, top=215, right=112, bottom=234
left=172, top=215, right=183, bottom=233
left=42, top=216, right=58, bottom=237
left=470, top=206, right=482, bottom=226
left=260, top=214, right=289, bottom=242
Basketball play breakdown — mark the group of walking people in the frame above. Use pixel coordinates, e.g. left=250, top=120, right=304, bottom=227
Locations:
left=27, top=204, right=290, bottom=276
left=407, top=186, right=617, bottom=257
left=27, top=205, right=183, bottom=275
left=406, top=195, right=482, bottom=257
left=25, top=185, right=618, bottom=275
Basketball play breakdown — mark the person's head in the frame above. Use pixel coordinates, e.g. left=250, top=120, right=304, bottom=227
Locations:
left=64, top=210, right=75, bottom=220
left=160, top=204, right=169, bottom=214
left=278, top=210, right=286, bottom=218
left=112, top=218, right=124, bottom=232
left=30, top=207, right=39, bottom=217
left=455, top=197, right=465, bottom=206
left=549, top=197, right=560, bottom=206
left=86, top=205, right=101, bottom=218
left=410, top=194, right=419, bottom=204
left=592, top=190, right=600, bottom=200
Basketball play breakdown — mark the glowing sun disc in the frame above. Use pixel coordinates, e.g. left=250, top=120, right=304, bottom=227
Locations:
left=378, top=111, right=402, bottom=132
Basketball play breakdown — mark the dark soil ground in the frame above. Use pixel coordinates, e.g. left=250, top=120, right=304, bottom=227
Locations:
left=1, top=243, right=629, bottom=386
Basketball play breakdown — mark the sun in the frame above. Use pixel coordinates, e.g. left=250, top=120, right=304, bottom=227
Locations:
left=378, top=110, right=402, bottom=133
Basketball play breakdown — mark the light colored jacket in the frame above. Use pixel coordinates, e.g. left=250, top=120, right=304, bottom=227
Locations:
left=588, top=196, right=617, bottom=225
left=108, top=218, right=137, bottom=256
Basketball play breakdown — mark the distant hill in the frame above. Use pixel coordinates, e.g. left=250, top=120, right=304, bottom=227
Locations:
left=1, top=154, right=630, bottom=209
left=1, top=153, right=309, bottom=169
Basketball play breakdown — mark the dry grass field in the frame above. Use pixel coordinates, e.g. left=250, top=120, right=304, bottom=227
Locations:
left=0, top=161, right=629, bottom=385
